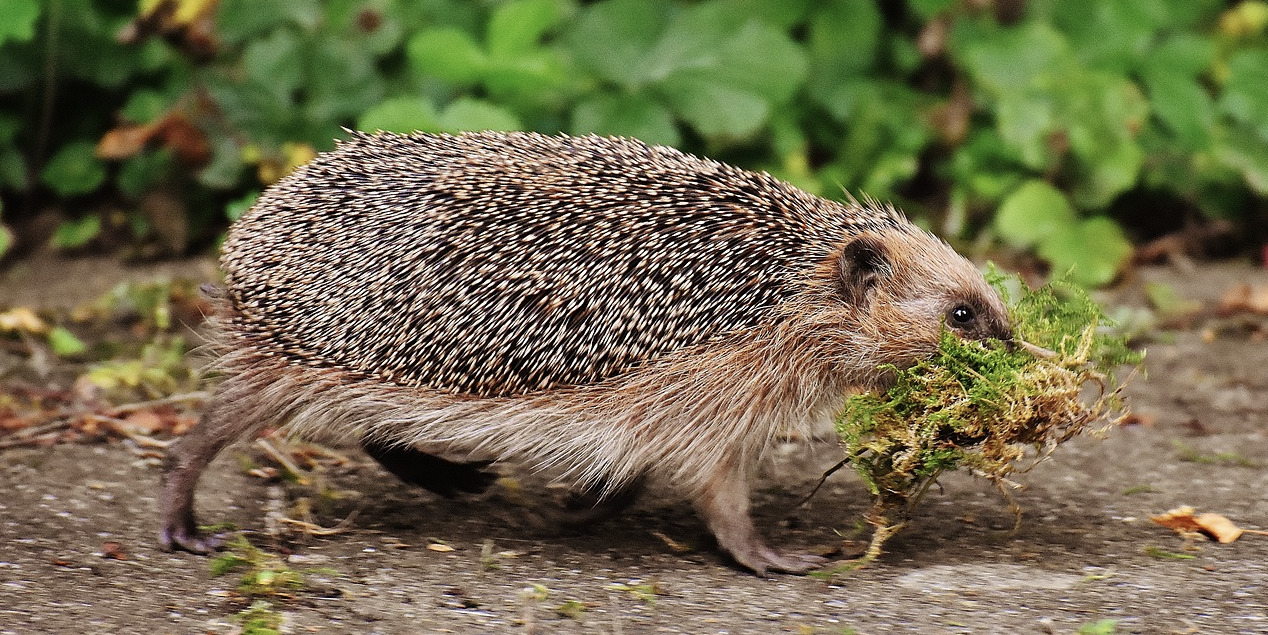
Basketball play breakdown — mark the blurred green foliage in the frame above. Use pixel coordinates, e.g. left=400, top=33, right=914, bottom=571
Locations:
left=0, top=0, right=1266, bottom=286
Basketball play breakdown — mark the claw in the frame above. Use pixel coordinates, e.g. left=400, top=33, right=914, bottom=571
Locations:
left=734, top=544, right=827, bottom=576
left=158, top=520, right=224, bottom=554
left=158, top=472, right=224, bottom=555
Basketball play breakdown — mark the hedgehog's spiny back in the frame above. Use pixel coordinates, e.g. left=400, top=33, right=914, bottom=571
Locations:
left=222, top=132, right=908, bottom=397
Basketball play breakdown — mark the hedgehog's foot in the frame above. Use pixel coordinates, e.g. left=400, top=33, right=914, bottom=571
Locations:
left=158, top=454, right=225, bottom=553
left=727, top=541, right=828, bottom=576
left=694, top=466, right=826, bottom=576
left=158, top=511, right=223, bottom=554
left=361, top=438, right=499, bottom=498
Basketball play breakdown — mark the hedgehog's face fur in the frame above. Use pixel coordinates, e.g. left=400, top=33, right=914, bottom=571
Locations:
left=827, top=229, right=1011, bottom=387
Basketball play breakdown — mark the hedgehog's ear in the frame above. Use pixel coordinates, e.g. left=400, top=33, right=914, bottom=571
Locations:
left=837, top=235, right=889, bottom=306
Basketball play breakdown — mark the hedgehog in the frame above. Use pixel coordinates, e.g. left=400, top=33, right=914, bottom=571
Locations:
left=158, top=131, right=1012, bottom=575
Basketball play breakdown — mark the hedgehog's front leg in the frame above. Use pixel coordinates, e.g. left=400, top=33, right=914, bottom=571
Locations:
left=693, top=460, right=827, bottom=576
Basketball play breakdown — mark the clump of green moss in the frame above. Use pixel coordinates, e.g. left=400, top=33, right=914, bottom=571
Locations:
left=836, top=269, right=1143, bottom=563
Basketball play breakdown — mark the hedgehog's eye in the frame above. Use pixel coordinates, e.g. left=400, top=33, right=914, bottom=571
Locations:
left=949, top=304, right=976, bottom=327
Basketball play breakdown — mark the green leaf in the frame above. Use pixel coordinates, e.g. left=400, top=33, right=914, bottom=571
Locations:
left=1159, top=0, right=1224, bottom=27
left=1064, top=76, right=1149, bottom=207
left=1221, top=49, right=1268, bottom=139
left=908, top=0, right=955, bottom=18
left=50, top=215, right=102, bottom=250
left=226, top=191, right=260, bottom=222
left=406, top=28, right=486, bottom=85
left=658, top=79, right=768, bottom=139
left=808, top=0, right=882, bottom=78
left=1142, top=33, right=1214, bottom=80
left=861, top=152, right=920, bottom=198
left=120, top=90, right=171, bottom=125
left=117, top=149, right=174, bottom=198
left=724, top=0, right=811, bottom=28
left=48, top=327, right=87, bottom=357
left=40, top=141, right=106, bottom=197
left=358, top=97, right=440, bottom=134
left=487, top=0, right=571, bottom=57
left=1216, top=127, right=1268, bottom=196
left=708, top=20, right=807, bottom=104
left=323, top=0, right=405, bottom=55
left=198, top=136, right=246, bottom=190
left=242, top=29, right=304, bottom=104
left=1077, top=619, right=1120, bottom=635
left=0, top=0, right=40, bottom=46
left=1071, top=138, right=1144, bottom=209
left=995, top=92, right=1057, bottom=170
left=1038, top=217, right=1133, bottom=287
left=0, top=115, right=19, bottom=146
left=639, top=2, right=745, bottom=84
left=569, top=0, right=671, bottom=89
left=994, top=180, right=1077, bottom=248
left=1144, top=74, right=1214, bottom=148
left=648, top=7, right=807, bottom=139
left=0, top=147, right=25, bottom=191
left=482, top=49, right=571, bottom=107
left=1051, top=0, right=1167, bottom=73
left=0, top=222, right=12, bottom=258
left=952, top=129, right=1028, bottom=203
left=304, top=39, right=383, bottom=123
left=216, top=0, right=318, bottom=46
left=438, top=98, right=522, bottom=132
left=571, top=93, right=679, bottom=147
left=953, top=20, right=1072, bottom=97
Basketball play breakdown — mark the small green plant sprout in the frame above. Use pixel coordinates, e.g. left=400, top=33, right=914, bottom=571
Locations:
left=834, top=268, right=1143, bottom=564
left=1077, top=619, right=1120, bottom=635
left=605, top=581, right=662, bottom=606
left=554, top=599, right=588, bottom=620
left=209, top=536, right=305, bottom=599
left=233, top=600, right=285, bottom=635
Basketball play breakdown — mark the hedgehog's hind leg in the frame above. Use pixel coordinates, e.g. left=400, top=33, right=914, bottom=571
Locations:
left=158, top=382, right=262, bottom=553
left=360, top=437, right=498, bottom=498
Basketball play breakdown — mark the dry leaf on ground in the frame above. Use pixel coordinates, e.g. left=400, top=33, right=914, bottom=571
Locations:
left=1151, top=506, right=1244, bottom=543
left=1218, top=283, right=1268, bottom=316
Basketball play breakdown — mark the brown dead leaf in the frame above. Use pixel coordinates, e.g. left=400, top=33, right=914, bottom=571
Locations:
left=1151, top=506, right=1244, bottom=543
left=96, top=124, right=158, bottom=160
left=1193, top=513, right=1244, bottom=543
left=651, top=530, right=693, bottom=553
left=427, top=543, right=456, bottom=552
left=247, top=466, right=280, bottom=480
left=154, top=114, right=211, bottom=165
left=1218, top=283, right=1268, bottom=316
left=916, top=14, right=951, bottom=58
left=1182, top=418, right=1213, bottom=436
left=0, top=413, right=29, bottom=432
left=116, top=0, right=219, bottom=59
left=1118, top=412, right=1156, bottom=427
left=123, top=409, right=165, bottom=434
left=171, top=414, right=198, bottom=435
left=0, top=307, right=49, bottom=335
left=97, top=112, right=209, bottom=165
left=101, top=541, right=127, bottom=560
left=928, top=80, right=972, bottom=146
